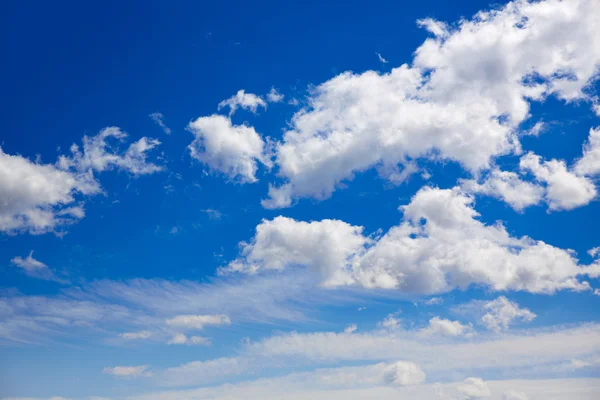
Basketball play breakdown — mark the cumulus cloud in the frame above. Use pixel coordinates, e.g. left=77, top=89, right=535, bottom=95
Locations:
left=461, top=169, right=544, bottom=211
left=0, top=127, right=161, bottom=234
left=266, top=87, right=284, bottom=103
left=520, top=152, right=596, bottom=211
left=218, top=90, right=267, bottom=116
left=10, top=251, right=64, bottom=283
left=187, top=115, right=270, bottom=183
left=165, top=314, right=231, bottom=330
left=102, top=365, right=150, bottom=377
left=383, top=361, right=425, bottom=386
left=575, top=127, right=600, bottom=176
left=457, top=377, right=491, bottom=399
left=480, top=297, right=536, bottom=332
left=230, top=187, right=600, bottom=294
left=419, top=317, right=474, bottom=338
left=264, top=0, right=600, bottom=208
left=149, top=112, right=173, bottom=135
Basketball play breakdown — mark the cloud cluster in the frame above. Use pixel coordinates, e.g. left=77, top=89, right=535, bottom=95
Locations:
left=263, top=0, right=600, bottom=208
left=227, top=186, right=600, bottom=294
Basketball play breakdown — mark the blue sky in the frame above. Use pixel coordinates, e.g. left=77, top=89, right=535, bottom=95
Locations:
left=1, top=0, right=600, bottom=399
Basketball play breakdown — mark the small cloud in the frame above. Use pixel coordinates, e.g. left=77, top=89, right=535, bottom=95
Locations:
left=266, top=87, right=284, bottom=103
left=202, top=209, right=223, bottom=220
left=102, top=365, right=150, bottom=377
left=375, top=52, right=389, bottom=64
left=357, top=306, right=367, bottom=311
left=169, top=226, right=179, bottom=235
left=288, top=98, right=300, bottom=106
left=165, top=314, right=231, bottom=330
left=119, top=331, right=152, bottom=340
left=168, top=333, right=211, bottom=346
left=424, top=297, right=443, bottom=305
left=218, top=90, right=267, bottom=116
left=10, top=251, right=67, bottom=283
left=344, top=324, right=357, bottom=334
left=149, top=112, right=172, bottom=135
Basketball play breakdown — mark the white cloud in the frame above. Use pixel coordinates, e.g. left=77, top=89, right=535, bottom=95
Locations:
left=165, top=314, right=231, bottom=330
left=10, top=251, right=64, bottom=282
left=149, top=112, right=173, bottom=135
left=419, top=317, right=474, bottom=337
left=344, top=324, right=357, bottom=334
left=218, top=90, right=267, bottom=116
left=187, top=115, right=269, bottom=183
left=119, top=330, right=152, bottom=340
left=375, top=52, right=389, bottom=63
left=266, top=87, right=284, bottom=103
left=167, top=333, right=211, bottom=346
left=520, top=152, right=596, bottom=211
left=58, top=127, right=162, bottom=176
left=424, top=297, right=443, bottom=305
left=480, top=297, right=536, bottom=332
left=457, top=377, right=491, bottom=399
left=264, top=0, right=600, bottom=208
left=502, top=390, right=529, bottom=400
left=102, top=365, right=150, bottom=377
left=0, top=147, right=99, bottom=234
left=383, top=361, right=426, bottom=386
left=575, top=127, right=600, bottom=176
left=461, top=169, right=544, bottom=211
left=231, top=187, right=600, bottom=294
left=161, top=357, right=247, bottom=387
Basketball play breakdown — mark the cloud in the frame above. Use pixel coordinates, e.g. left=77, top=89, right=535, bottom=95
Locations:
left=230, top=187, right=600, bottom=294
left=480, top=297, right=536, bottom=332
left=575, top=127, right=600, bottom=176
left=217, top=90, right=267, bottom=116
left=502, top=390, right=529, bottom=400
left=263, top=0, right=600, bottom=208
left=520, top=152, right=596, bottom=211
left=102, top=365, right=150, bottom=377
left=375, top=52, right=388, bottom=63
left=167, top=333, right=211, bottom=346
left=165, top=314, right=231, bottom=330
left=419, top=317, right=474, bottom=337
left=266, top=87, right=284, bottom=103
left=457, top=377, right=491, bottom=399
left=383, top=361, right=425, bottom=386
left=187, top=115, right=270, bottom=183
left=161, top=357, right=247, bottom=387
left=10, top=251, right=65, bottom=283
left=344, top=324, right=357, bottom=334
left=119, top=330, right=153, bottom=340
left=149, top=112, right=173, bottom=135
left=0, top=127, right=161, bottom=234
left=58, top=127, right=162, bottom=176
left=460, top=169, right=544, bottom=211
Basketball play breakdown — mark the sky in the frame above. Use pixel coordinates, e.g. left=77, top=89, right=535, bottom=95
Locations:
left=1, top=0, right=600, bottom=399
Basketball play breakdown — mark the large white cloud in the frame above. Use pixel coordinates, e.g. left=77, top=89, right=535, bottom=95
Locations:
left=0, top=127, right=161, bottom=234
left=263, top=0, right=600, bottom=208
left=188, top=115, right=270, bottom=183
left=229, top=186, right=600, bottom=294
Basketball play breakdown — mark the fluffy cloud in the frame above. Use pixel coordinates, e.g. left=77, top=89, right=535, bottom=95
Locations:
left=264, top=0, right=600, bottom=208
left=520, top=152, right=596, bottom=210
left=266, top=87, right=284, bottom=103
left=187, top=115, right=270, bottom=183
left=480, top=297, right=536, bottom=332
left=383, top=361, right=426, bottom=386
left=230, top=187, right=600, bottom=294
left=419, top=317, right=474, bottom=338
left=460, top=169, right=544, bottom=211
left=575, top=127, right=600, bottom=176
left=0, top=127, right=161, bottom=234
left=218, top=90, right=267, bottom=116
left=165, top=314, right=231, bottom=330
left=457, top=377, right=491, bottom=399
left=102, top=365, right=150, bottom=377
left=10, top=251, right=64, bottom=282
